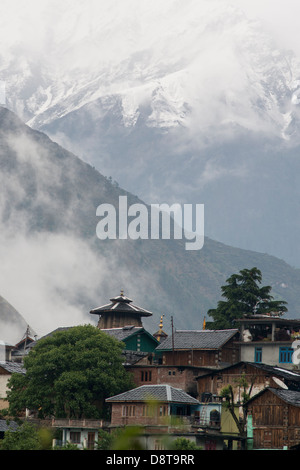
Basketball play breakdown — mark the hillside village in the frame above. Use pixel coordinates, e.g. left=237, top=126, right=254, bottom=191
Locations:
left=1, top=289, right=300, bottom=451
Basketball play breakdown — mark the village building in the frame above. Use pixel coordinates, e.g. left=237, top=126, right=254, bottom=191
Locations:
left=0, top=362, right=26, bottom=412
left=0, top=341, right=13, bottom=362
left=10, top=325, right=36, bottom=363
left=105, top=383, right=201, bottom=449
left=235, top=314, right=300, bottom=369
left=127, top=364, right=205, bottom=397
left=51, top=418, right=107, bottom=450
left=105, top=383, right=244, bottom=450
left=103, top=325, right=159, bottom=358
left=154, top=329, right=240, bottom=368
left=245, top=387, right=300, bottom=450
left=90, top=290, right=161, bottom=366
left=196, top=361, right=300, bottom=401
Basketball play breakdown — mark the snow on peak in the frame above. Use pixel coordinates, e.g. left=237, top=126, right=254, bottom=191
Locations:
left=0, top=0, right=299, bottom=140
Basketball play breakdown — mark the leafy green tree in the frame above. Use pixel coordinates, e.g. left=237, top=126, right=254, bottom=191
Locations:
left=0, top=422, right=52, bottom=450
left=171, top=437, right=201, bottom=450
left=6, top=325, right=134, bottom=419
left=207, top=267, right=287, bottom=329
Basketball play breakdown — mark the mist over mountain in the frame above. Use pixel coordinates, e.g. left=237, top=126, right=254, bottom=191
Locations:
left=0, top=106, right=299, bottom=344
left=1, top=0, right=300, bottom=268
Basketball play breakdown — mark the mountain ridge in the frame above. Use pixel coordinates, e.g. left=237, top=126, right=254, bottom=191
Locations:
left=0, top=106, right=299, bottom=342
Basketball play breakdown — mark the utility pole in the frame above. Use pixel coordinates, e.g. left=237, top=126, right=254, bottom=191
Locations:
left=171, top=316, right=175, bottom=365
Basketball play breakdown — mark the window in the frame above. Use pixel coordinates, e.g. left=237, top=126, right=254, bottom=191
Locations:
left=70, top=431, right=81, bottom=444
left=159, top=405, right=168, bottom=416
left=279, top=347, right=293, bottom=363
left=122, top=405, right=136, bottom=417
left=254, top=347, right=262, bottom=363
left=141, top=370, right=152, bottom=382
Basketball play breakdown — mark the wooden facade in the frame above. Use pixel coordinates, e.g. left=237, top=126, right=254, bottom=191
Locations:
left=196, top=362, right=300, bottom=402
left=155, top=329, right=240, bottom=369
left=90, top=290, right=153, bottom=330
left=246, top=388, right=300, bottom=449
left=160, top=345, right=239, bottom=368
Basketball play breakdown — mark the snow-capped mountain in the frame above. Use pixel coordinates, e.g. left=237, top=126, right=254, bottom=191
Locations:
left=1, top=0, right=300, bottom=266
left=2, top=0, right=299, bottom=137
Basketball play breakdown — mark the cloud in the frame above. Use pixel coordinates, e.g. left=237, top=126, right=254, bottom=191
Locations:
left=236, top=0, right=300, bottom=55
left=0, top=232, right=102, bottom=339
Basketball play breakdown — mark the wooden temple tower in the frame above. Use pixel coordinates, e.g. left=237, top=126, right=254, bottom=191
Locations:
left=90, top=289, right=153, bottom=329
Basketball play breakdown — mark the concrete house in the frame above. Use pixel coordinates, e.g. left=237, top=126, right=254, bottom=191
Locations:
left=235, top=314, right=300, bottom=369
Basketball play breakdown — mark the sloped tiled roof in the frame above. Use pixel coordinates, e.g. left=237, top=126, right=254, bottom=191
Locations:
left=155, top=329, right=239, bottom=351
left=102, top=326, right=144, bottom=341
left=269, top=388, right=300, bottom=407
left=103, top=326, right=159, bottom=345
left=0, top=361, right=26, bottom=374
left=247, top=387, right=300, bottom=408
left=197, top=362, right=300, bottom=382
left=0, top=420, right=18, bottom=432
left=106, top=384, right=199, bottom=405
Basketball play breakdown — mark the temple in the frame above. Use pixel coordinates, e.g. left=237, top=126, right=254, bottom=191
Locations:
left=89, top=289, right=153, bottom=329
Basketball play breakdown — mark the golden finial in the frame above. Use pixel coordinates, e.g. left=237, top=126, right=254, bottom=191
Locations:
left=120, top=289, right=124, bottom=297
left=202, top=316, right=206, bottom=330
left=156, top=315, right=164, bottom=343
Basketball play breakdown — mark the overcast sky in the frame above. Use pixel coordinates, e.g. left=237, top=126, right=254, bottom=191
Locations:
left=0, top=0, right=299, bottom=59
left=238, top=0, right=300, bottom=54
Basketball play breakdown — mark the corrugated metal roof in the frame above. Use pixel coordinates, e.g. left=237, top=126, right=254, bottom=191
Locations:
left=106, top=384, right=199, bottom=405
left=155, top=329, right=239, bottom=351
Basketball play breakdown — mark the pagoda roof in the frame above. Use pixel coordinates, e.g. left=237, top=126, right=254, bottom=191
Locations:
left=90, top=290, right=153, bottom=317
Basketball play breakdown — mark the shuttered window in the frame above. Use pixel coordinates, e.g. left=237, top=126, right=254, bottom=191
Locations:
left=279, top=347, right=293, bottom=363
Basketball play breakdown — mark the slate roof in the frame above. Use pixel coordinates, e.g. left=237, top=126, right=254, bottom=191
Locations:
left=102, top=326, right=145, bottom=341
left=103, top=326, right=159, bottom=345
left=270, top=388, right=300, bottom=407
left=0, top=361, right=26, bottom=374
left=197, top=362, right=300, bottom=383
left=155, top=329, right=239, bottom=351
left=251, top=363, right=300, bottom=383
left=0, top=420, right=18, bottom=432
left=106, top=384, right=199, bottom=405
left=90, top=291, right=152, bottom=317
left=247, top=387, right=300, bottom=408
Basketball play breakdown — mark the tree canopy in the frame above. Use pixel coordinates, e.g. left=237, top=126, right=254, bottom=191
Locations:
left=207, top=267, right=288, bottom=329
left=6, top=324, right=134, bottom=419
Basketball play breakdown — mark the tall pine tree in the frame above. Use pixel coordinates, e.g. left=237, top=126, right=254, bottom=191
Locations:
left=207, top=267, right=287, bottom=329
